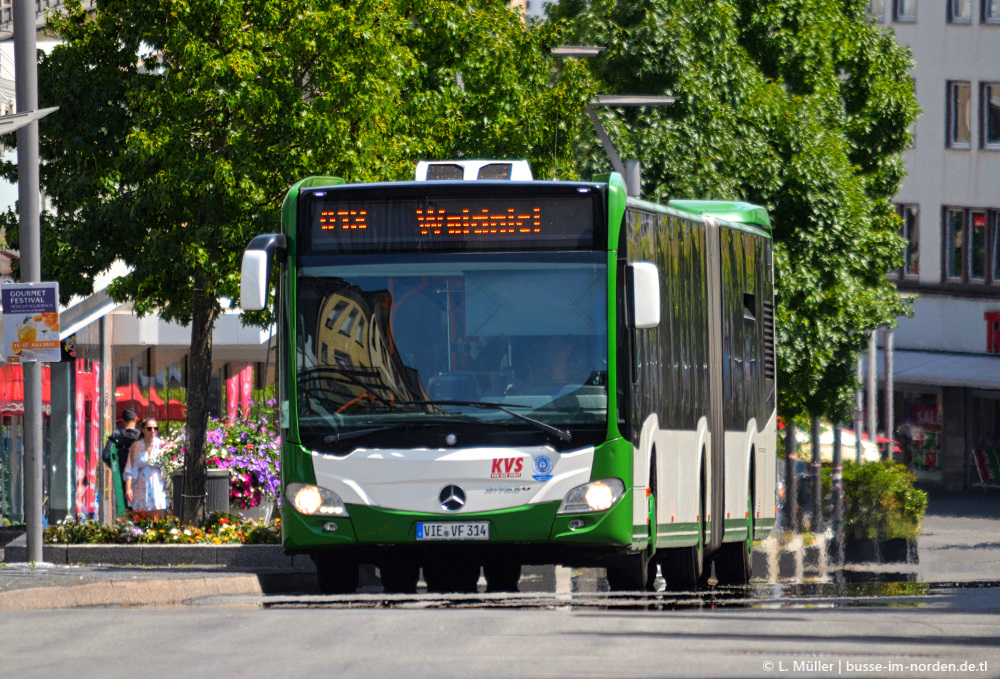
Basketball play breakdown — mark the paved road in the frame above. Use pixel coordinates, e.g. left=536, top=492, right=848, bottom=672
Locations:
left=1, top=488, right=997, bottom=678
left=3, top=584, right=998, bottom=679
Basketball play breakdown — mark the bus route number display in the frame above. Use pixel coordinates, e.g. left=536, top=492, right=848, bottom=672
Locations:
left=305, top=190, right=598, bottom=252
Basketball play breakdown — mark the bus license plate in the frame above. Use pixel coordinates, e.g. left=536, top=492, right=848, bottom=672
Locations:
left=416, top=522, right=490, bottom=541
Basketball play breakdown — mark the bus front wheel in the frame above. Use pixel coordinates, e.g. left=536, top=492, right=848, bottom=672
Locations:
left=312, top=554, right=360, bottom=595
left=605, top=553, right=652, bottom=592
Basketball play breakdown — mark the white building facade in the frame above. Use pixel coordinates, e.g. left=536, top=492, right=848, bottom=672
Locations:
left=871, top=0, right=1000, bottom=491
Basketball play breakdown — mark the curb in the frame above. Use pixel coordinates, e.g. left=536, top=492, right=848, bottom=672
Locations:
left=2, top=535, right=314, bottom=569
left=0, top=570, right=319, bottom=611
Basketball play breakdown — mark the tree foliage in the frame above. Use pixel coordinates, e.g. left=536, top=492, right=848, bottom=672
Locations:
left=7, top=0, right=590, bottom=522
left=550, top=0, right=918, bottom=421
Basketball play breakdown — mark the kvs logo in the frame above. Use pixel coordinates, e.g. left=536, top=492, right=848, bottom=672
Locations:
left=491, top=458, right=523, bottom=479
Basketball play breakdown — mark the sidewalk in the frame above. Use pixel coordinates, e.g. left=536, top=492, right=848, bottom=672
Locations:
left=861, top=488, right=1000, bottom=583
left=1, top=487, right=996, bottom=609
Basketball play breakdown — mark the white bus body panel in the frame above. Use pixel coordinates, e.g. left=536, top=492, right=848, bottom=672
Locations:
left=309, top=445, right=595, bottom=514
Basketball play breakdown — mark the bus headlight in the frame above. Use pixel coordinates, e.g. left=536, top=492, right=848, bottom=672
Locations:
left=556, top=478, right=625, bottom=514
left=286, top=483, right=349, bottom=517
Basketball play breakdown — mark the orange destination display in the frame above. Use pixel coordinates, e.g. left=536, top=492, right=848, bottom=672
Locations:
left=303, top=183, right=602, bottom=253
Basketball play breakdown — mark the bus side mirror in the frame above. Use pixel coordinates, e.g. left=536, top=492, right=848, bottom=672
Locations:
left=240, top=234, right=286, bottom=312
left=628, top=262, right=661, bottom=329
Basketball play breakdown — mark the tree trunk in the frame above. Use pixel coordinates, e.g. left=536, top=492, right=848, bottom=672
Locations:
left=182, top=270, right=218, bottom=525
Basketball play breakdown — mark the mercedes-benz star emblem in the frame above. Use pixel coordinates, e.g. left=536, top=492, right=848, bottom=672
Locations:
left=439, top=485, right=466, bottom=512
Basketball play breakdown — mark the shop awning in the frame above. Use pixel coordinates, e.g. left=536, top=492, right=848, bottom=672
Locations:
left=868, top=350, right=1000, bottom=391
left=147, top=385, right=166, bottom=420
left=0, top=364, right=51, bottom=415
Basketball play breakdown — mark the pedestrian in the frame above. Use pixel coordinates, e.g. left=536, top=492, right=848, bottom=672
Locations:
left=102, top=408, right=142, bottom=478
left=124, top=418, right=168, bottom=519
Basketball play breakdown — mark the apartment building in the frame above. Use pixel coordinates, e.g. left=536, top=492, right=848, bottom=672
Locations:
left=869, top=0, right=1000, bottom=491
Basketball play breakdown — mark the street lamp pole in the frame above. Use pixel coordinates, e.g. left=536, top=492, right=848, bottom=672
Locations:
left=14, top=0, right=44, bottom=562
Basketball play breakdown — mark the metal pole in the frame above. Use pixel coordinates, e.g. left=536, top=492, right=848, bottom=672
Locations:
left=883, top=328, right=894, bottom=461
left=866, top=331, right=877, bottom=455
left=831, top=424, right=844, bottom=568
left=784, top=424, right=798, bottom=533
left=854, top=357, right=864, bottom=464
left=14, top=0, right=44, bottom=563
left=586, top=105, right=628, bottom=179
left=810, top=417, right=822, bottom=532
left=624, top=159, right=640, bottom=198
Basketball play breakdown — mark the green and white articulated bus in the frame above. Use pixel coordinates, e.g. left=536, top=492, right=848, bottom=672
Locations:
left=240, top=160, right=777, bottom=594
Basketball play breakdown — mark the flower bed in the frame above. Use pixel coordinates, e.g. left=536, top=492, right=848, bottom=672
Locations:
left=158, top=409, right=280, bottom=511
left=45, top=511, right=280, bottom=545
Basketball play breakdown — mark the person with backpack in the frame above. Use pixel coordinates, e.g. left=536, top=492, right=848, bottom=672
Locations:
left=102, top=408, right=142, bottom=514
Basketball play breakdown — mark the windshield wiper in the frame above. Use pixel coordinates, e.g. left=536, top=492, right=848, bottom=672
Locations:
left=397, top=400, right=572, bottom=443
left=321, top=418, right=464, bottom=444
left=324, top=426, right=396, bottom=444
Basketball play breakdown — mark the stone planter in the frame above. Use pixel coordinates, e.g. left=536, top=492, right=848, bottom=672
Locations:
left=172, top=469, right=230, bottom=518
left=843, top=537, right=880, bottom=564
left=881, top=538, right=919, bottom=564
left=231, top=500, right=275, bottom=523
left=0, top=524, right=26, bottom=548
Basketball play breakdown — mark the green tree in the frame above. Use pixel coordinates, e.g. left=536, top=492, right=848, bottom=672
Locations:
left=2, top=0, right=590, bottom=523
left=12, top=0, right=420, bottom=522
left=550, top=0, right=917, bottom=422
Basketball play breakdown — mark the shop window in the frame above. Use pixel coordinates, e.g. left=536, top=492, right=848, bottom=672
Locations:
left=894, top=0, right=917, bottom=21
left=947, top=81, right=972, bottom=148
left=897, top=391, right=942, bottom=484
left=949, top=0, right=972, bottom=21
left=970, top=395, right=1000, bottom=488
left=983, top=83, right=1000, bottom=149
left=897, top=204, right=919, bottom=277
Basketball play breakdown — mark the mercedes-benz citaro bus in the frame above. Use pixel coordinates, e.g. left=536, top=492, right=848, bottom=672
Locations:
left=240, top=159, right=777, bottom=594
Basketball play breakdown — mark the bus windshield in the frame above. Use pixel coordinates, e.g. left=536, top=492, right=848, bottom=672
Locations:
left=295, top=253, right=608, bottom=452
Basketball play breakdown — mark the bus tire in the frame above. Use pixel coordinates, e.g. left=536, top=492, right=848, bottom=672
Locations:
left=606, top=553, right=650, bottom=592
left=714, top=487, right=754, bottom=586
left=423, top=560, right=481, bottom=594
left=313, top=554, right=360, bottom=595
left=379, top=561, right=420, bottom=594
left=484, top=561, right=522, bottom=592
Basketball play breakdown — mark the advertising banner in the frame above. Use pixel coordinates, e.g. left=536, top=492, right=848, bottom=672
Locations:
left=1, top=282, right=60, bottom=363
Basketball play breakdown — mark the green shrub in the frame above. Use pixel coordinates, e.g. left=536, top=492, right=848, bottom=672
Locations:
left=840, top=460, right=927, bottom=540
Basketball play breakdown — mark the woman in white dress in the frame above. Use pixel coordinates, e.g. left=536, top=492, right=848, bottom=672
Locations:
left=124, top=418, right=168, bottom=519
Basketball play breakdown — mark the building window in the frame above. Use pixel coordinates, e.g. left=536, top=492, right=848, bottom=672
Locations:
left=943, top=208, right=1000, bottom=285
left=985, top=0, right=1000, bottom=23
left=947, top=81, right=972, bottom=148
left=870, top=0, right=885, bottom=21
left=983, top=83, right=1000, bottom=149
left=894, top=0, right=917, bottom=21
left=991, top=212, right=1000, bottom=283
left=898, top=204, right=919, bottom=277
left=971, top=211, right=987, bottom=280
left=945, top=209, right=965, bottom=280
left=949, top=0, right=972, bottom=21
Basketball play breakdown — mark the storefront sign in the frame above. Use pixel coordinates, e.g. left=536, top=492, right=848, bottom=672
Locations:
left=1, top=282, right=60, bottom=363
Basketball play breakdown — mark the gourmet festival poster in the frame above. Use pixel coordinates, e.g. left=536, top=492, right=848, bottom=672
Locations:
left=1, top=282, right=61, bottom=363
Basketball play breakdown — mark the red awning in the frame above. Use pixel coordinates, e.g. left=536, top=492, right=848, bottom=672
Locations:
left=0, top=364, right=51, bottom=415
left=167, top=399, right=186, bottom=420
left=148, top=385, right=167, bottom=420
left=114, top=383, right=149, bottom=419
